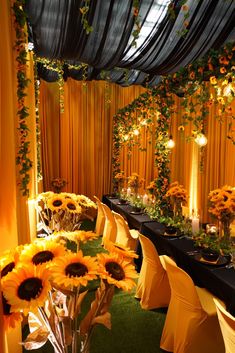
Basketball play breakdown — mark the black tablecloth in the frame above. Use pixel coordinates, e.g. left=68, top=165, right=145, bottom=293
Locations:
left=102, top=195, right=235, bottom=314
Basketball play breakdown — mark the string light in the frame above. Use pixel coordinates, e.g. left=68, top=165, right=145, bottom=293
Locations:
left=27, top=42, right=34, bottom=51
left=223, top=77, right=234, bottom=97
left=167, top=135, right=175, bottom=149
left=195, top=133, right=207, bottom=147
left=133, top=129, right=140, bottom=136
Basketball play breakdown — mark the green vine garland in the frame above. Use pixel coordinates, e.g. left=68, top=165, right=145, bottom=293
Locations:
left=112, top=41, right=235, bottom=213
left=13, top=0, right=33, bottom=197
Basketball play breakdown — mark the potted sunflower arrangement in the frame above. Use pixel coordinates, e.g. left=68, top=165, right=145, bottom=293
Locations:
left=0, top=233, right=138, bottom=353
left=208, top=185, right=235, bottom=240
left=35, top=192, right=97, bottom=235
left=165, top=181, right=188, bottom=218
left=127, top=173, right=145, bottom=196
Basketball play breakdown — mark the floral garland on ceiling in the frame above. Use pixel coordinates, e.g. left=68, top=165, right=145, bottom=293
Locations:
left=13, top=0, right=33, bottom=197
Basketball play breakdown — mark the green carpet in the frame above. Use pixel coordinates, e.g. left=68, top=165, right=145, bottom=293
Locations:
left=23, top=224, right=167, bottom=353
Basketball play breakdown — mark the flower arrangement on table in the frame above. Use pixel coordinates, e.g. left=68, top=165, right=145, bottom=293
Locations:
left=114, top=171, right=126, bottom=196
left=208, top=185, right=235, bottom=239
left=0, top=234, right=138, bottom=353
left=146, top=180, right=158, bottom=197
left=51, top=178, right=67, bottom=193
left=165, top=181, right=188, bottom=218
left=127, top=173, right=144, bottom=195
left=35, top=192, right=97, bottom=235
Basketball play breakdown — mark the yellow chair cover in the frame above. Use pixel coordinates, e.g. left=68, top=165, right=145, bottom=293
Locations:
left=135, top=234, right=171, bottom=310
left=112, top=211, right=139, bottom=251
left=101, top=203, right=117, bottom=246
left=214, top=298, right=235, bottom=353
left=160, top=255, right=225, bottom=353
left=93, top=196, right=105, bottom=236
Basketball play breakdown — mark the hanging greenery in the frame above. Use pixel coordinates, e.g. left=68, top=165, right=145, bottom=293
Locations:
left=13, top=0, right=33, bottom=197
left=33, top=58, right=42, bottom=181
left=112, top=41, right=235, bottom=213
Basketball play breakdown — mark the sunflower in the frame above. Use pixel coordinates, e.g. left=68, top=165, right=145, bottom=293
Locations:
left=0, top=245, right=24, bottom=278
left=46, top=194, right=65, bottom=212
left=2, top=264, right=51, bottom=314
left=210, top=76, right=217, bottom=85
left=105, top=241, right=138, bottom=259
left=49, top=251, right=98, bottom=288
left=97, top=253, right=138, bottom=291
left=64, top=198, right=81, bottom=214
left=76, top=195, right=96, bottom=209
left=19, top=240, right=66, bottom=267
left=52, top=230, right=99, bottom=245
left=2, top=293, right=23, bottom=331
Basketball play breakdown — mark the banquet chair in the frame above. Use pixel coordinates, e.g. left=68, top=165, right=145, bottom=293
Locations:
left=135, top=234, right=171, bottom=310
left=112, top=211, right=139, bottom=251
left=160, top=255, right=225, bottom=353
left=93, top=196, right=105, bottom=236
left=101, top=203, right=117, bottom=247
left=213, top=298, right=235, bottom=353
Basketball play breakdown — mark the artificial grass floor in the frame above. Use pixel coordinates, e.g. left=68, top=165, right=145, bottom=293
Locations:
left=23, top=223, right=168, bottom=353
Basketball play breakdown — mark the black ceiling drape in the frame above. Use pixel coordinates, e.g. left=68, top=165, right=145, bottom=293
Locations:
left=25, top=0, right=235, bottom=86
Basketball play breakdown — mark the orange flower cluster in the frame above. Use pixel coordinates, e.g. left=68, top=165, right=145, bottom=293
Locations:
left=166, top=181, right=188, bottom=203
left=114, top=171, right=126, bottom=183
left=127, top=173, right=144, bottom=188
left=208, top=185, right=235, bottom=221
left=146, top=180, right=158, bottom=195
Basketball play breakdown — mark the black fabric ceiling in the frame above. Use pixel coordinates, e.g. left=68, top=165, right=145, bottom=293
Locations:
left=25, top=0, right=235, bottom=86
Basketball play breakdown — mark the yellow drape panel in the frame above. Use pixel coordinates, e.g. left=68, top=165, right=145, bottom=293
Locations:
left=40, top=79, right=146, bottom=199
left=1, top=2, right=37, bottom=352
left=39, top=81, right=60, bottom=191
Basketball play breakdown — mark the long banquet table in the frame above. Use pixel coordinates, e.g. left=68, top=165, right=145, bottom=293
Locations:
left=102, top=195, right=235, bottom=315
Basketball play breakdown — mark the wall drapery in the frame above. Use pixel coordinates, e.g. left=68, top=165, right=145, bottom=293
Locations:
left=39, top=80, right=235, bottom=222
left=40, top=80, right=146, bottom=199
left=0, top=2, right=38, bottom=351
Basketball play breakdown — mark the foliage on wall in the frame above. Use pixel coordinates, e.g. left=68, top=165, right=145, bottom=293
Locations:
left=112, top=41, right=235, bottom=212
left=13, top=0, right=33, bottom=197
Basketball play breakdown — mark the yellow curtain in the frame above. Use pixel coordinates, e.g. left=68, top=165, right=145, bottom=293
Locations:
left=40, top=79, right=146, bottom=199
left=0, top=2, right=38, bottom=352
left=39, top=81, right=60, bottom=191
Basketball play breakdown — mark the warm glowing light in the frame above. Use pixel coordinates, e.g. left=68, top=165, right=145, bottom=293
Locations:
left=27, top=42, right=34, bottom=51
left=167, top=136, right=175, bottom=149
left=133, top=129, right=140, bottom=136
left=140, top=119, right=147, bottom=126
left=195, top=133, right=207, bottom=147
left=223, top=83, right=234, bottom=97
left=189, top=142, right=199, bottom=217
left=124, top=134, right=129, bottom=141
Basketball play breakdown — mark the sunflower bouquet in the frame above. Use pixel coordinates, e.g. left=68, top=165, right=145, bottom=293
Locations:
left=35, top=192, right=97, bottom=235
left=208, top=185, right=235, bottom=238
left=51, top=178, right=67, bottom=193
left=114, top=171, right=126, bottom=195
left=166, top=181, right=188, bottom=217
left=127, top=173, right=144, bottom=194
left=146, top=180, right=158, bottom=196
left=0, top=233, right=138, bottom=353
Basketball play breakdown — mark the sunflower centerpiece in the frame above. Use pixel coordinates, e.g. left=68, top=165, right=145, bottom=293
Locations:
left=208, top=185, right=235, bottom=239
left=0, top=232, right=138, bottom=353
left=166, top=181, right=188, bottom=218
left=35, top=192, right=97, bottom=235
left=114, top=171, right=126, bottom=197
left=127, top=173, right=144, bottom=196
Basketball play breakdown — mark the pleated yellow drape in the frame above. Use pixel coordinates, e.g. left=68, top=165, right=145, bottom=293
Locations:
left=39, top=81, right=60, bottom=191
left=0, top=2, right=38, bottom=351
left=40, top=79, right=146, bottom=199
left=39, top=81, right=235, bottom=223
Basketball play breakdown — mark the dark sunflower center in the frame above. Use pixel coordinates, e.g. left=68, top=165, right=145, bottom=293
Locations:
left=2, top=295, right=11, bottom=316
left=53, top=199, right=62, bottom=207
left=17, top=277, right=43, bottom=301
left=223, top=195, right=228, bottom=201
left=65, top=262, right=88, bottom=277
left=105, top=261, right=125, bottom=281
left=67, top=202, right=76, bottom=210
left=32, top=250, right=54, bottom=265
left=1, top=261, right=15, bottom=277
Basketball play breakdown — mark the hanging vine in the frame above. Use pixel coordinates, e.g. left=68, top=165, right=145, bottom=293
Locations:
left=13, top=0, right=33, bottom=197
